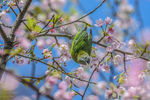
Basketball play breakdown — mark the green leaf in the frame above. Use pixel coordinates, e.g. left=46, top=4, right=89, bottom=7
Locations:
left=27, top=16, right=42, bottom=32
left=24, top=78, right=31, bottom=82
left=50, top=44, right=56, bottom=51
left=34, top=25, right=42, bottom=32
left=84, top=22, right=92, bottom=27
left=23, top=83, right=28, bottom=88
left=27, top=17, right=36, bottom=29
left=69, top=84, right=72, bottom=88
left=70, top=7, right=77, bottom=15
left=36, top=80, right=41, bottom=85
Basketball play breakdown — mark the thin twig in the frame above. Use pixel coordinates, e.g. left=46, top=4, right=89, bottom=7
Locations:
left=0, top=67, right=54, bottom=100
left=123, top=53, right=127, bottom=73
left=40, top=0, right=106, bottom=33
left=11, top=0, right=32, bottom=40
left=10, top=6, right=31, bottom=32
left=82, top=52, right=109, bottom=100
left=18, top=54, right=96, bottom=84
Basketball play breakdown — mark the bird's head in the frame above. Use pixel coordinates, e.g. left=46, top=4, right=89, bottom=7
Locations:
left=77, top=52, right=90, bottom=65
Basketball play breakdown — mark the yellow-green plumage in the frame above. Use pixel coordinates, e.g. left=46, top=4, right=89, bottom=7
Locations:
left=70, top=27, right=92, bottom=65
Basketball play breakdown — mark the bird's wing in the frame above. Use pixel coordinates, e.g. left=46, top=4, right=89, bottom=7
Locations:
left=87, top=29, right=92, bottom=55
left=73, top=31, right=88, bottom=53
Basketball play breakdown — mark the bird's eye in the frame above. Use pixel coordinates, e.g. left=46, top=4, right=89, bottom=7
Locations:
left=85, top=56, right=88, bottom=59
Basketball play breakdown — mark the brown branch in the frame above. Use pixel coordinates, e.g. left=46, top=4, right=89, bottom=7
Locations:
left=140, top=43, right=149, bottom=56
left=10, top=5, right=31, bottom=33
left=97, top=34, right=105, bottom=43
left=37, top=33, right=73, bottom=39
left=37, top=33, right=150, bottom=61
left=11, top=0, right=32, bottom=40
left=40, top=0, right=106, bottom=33
left=0, top=67, right=54, bottom=100
left=123, top=53, right=127, bottom=73
left=82, top=52, right=109, bottom=100
left=93, top=41, right=150, bottom=61
left=17, top=54, right=96, bottom=84
left=0, top=25, right=9, bottom=43
left=0, top=23, right=12, bottom=28
left=53, top=58, right=66, bottom=73
left=39, top=15, right=55, bottom=33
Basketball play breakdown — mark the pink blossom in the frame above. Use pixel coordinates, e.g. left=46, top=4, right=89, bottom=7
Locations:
left=42, top=48, right=53, bottom=58
left=69, top=91, right=76, bottom=97
left=101, top=65, right=110, bottom=73
left=128, top=39, right=136, bottom=48
left=54, top=91, right=74, bottom=100
left=147, top=61, right=150, bottom=70
left=138, top=72, right=146, bottom=80
left=0, top=73, right=19, bottom=91
left=0, top=49, right=5, bottom=56
left=15, top=29, right=24, bottom=36
left=92, top=81, right=107, bottom=95
left=0, top=11, right=6, bottom=17
left=45, top=70, right=50, bottom=75
left=76, top=67, right=84, bottom=74
left=65, top=76, right=71, bottom=84
left=37, top=14, right=46, bottom=21
left=79, top=71, right=90, bottom=80
left=59, top=43, right=69, bottom=52
left=50, top=28, right=55, bottom=33
left=49, top=0, right=66, bottom=9
left=72, top=79, right=86, bottom=87
left=105, top=89, right=113, bottom=99
left=37, top=38, right=45, bottom=49
left=106, top=46, right=114, bottom=52
left=125, top=58, right=147, bottom=87
left=39, top=82, right=53, bottom=95
left=63, top=92, right=73, bottom=100
left=95, top=18, right=104, bottom=27
left=128, top=87, right=137, bottom=96
left=106, top=36, right=114, bottom=43
left=18, top=37, right=31, bottom=49
left=58, top=81, right=68, bottom=91
left=46, top=38, right=55, bottom=45
left=86, top=95, right=99, bottom=100
left=108, top=27, right=114, bottom=34
left=59, top=18, right=63, bottom=22
left=113, top=55, right=122, bottom=66
left=46, top=76, right=58, bottom=85
left=42, top=48, right=49, bottom=54
left=54, top=90, right=64, bottom=100
left=105, top=17, right=112, bottom=25
left=122, top=91, right=131, bottom=100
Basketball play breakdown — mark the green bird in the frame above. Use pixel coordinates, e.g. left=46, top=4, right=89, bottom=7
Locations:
left=71, top=27, right=92, bottom=65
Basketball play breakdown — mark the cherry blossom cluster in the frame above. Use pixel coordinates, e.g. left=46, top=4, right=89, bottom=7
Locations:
left=40, top=75, right=75, bottom=100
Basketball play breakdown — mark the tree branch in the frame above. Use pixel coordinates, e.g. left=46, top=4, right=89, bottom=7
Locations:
left=40, top=0, right=106, bottom=33
left=11, top=0, right=32, bottom=40
left=37, top=33, right=150, bottom=61
left=0, top=67, right=54, bottom=100
left=17, top=54, right=96, bottom=84
left=0, top=25, right=9, bottom=43
left=82, top=52, right=109, bottom=100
